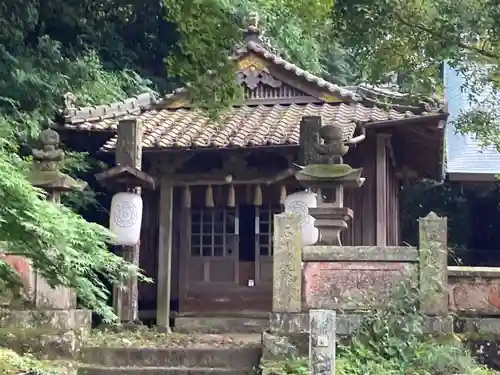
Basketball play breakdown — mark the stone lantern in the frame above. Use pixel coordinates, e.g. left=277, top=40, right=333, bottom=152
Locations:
left=26, top=124, right=86, bottom=309
left=28, top=126, right=86, bottom=201
left=295, top=116, right=365, bottom=245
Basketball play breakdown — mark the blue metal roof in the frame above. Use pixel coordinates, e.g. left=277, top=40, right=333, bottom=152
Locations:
left=444, top=62, right=500, bottom=179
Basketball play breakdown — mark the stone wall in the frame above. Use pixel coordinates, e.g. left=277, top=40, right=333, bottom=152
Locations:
left=448, top=266, right=500, bottom=315
left=264, top=211, right=451, bottom=358
left=0, top=308, right=91, bottom=359
left=302, top=246, right=418, bottom=311
left=270, top=211, right=449, bottom=319
left=265, top=211, right=500, bottom=359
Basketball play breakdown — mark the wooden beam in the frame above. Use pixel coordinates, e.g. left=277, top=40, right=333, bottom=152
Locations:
left=365, top=113, right=447, bottom=129
left=170, top=168, right=294, bottom=186
left=375, top=134, right=389, bottom=246
left=113, top=118, right=142, bottom=323
left=156, top=178, right=174, bottom=331
left=385, top=135, right=396, bottom=168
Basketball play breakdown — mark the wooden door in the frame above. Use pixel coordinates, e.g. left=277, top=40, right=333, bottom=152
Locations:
left=255, top=205, right=281, bottom=285
left=184, top=206, right=239, bottom=312
left=251, top=205, right=281, bottom=310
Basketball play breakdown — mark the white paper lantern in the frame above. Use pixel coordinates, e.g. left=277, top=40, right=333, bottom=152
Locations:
left=109, top=192, right=143, bottom=246
left=284, top=191, right=319, bottom=247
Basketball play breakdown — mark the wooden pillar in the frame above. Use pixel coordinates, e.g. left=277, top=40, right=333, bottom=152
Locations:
left=375, top=134, right=388, bottom=246
left=114, top=118, right=142, bottom=323
left=157, top=178, right=174, bottom=330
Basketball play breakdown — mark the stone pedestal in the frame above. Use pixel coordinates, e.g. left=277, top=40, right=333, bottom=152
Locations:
left=309, top=206, right=353, bottom=246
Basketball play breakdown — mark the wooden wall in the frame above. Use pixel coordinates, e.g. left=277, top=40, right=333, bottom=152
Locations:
left=342, top=140, right=377, bottom=246
left=386, top=141, right=401, bottom=245
left=138, top=187, right=184, bottom=310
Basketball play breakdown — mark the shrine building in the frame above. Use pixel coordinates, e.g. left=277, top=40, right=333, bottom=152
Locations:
left=53, top=21, right=447, bottom=325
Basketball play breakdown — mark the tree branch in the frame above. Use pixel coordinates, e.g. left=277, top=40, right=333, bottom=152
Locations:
left=394, top=13, right=500, bottom=60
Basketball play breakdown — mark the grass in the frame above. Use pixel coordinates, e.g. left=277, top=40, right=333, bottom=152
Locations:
left=260, top=334, right=500, bottom=375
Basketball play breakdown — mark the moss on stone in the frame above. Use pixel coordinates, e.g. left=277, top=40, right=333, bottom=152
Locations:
left=85, top=327, right=260, bottom=348
left=0, top=348, right=77, bottom=375
left=300, top=164, right=354, bottom=178
left=0, top=327, right=78, bottom=359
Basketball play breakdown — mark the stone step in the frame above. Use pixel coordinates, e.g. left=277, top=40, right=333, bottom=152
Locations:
left=80, top=347, right=262, bottom=368
left=78, top=366, right=253, bottom=375
left=174, top=317, right=268, bottom=334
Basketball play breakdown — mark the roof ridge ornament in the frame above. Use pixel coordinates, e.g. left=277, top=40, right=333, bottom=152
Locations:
left=62, top=92, right=77, bottom=116
left=243, top=11, right=262, bottom=43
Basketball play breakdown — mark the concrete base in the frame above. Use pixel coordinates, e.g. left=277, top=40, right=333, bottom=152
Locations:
left=269, top=312, right=453, bottom=336
left=455, top=317, right=500, bottom=335
left=262, top=312, right=454, bottom=359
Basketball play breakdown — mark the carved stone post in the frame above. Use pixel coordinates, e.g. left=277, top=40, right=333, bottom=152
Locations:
left=309, top=309, right=336, bottom=375
left=419, top=212, right=448, bottom=316
left=272, top=213, right=302, bottom=313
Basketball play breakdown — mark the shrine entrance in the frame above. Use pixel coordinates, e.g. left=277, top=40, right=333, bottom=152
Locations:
left=182, top=202, right=280, bottom=313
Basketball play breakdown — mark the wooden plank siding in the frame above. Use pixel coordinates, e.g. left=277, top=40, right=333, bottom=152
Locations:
left=137, top=189, right=159, bottom=310
left=138, top=187, right=183, bottom=311
left=386, top=142, right=401, bottom=245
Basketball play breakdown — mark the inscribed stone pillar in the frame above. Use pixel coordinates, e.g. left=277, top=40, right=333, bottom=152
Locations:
left=418, top=211, right=448, bottom=316
left=309, top=309, right=336, bottom=375
left=272, top=212, right=302, bottom=312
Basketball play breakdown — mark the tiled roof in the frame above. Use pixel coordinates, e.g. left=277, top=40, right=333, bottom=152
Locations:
left=61, top=92, right=157, bottom=129
left=240, top=41, right=363, bottom=103
left=239, top=42, right=442, bottom=113
left=57, top=27, right=445, bottom=155
left=99, top=102, right=435, bottom=151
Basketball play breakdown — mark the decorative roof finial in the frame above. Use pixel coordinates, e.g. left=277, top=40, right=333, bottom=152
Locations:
left=62, top=92, right=76, bottom=115
left=243, top=11, right=263, bottom=43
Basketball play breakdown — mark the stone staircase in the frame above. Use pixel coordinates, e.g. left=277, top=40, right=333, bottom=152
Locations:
left=78, top=346, right=262, bottom=375
left=174, top=316, right=269, bottom=334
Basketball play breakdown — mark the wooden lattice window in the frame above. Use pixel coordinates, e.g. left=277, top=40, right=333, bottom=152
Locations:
left=190, top=207, right=236, bottom=257
left=256, top=205, right=281, bottom=256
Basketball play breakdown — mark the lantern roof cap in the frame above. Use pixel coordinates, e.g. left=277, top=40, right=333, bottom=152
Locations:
left=95, top=165, right=156, bottom=190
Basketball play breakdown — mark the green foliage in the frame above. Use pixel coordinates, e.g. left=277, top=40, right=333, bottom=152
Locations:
left=331, top=0, right=500, bottom=149
left=0, top=1, right=156, bottom=321
left=400, top=180, right=469, bottom=253
left=0, top=131, right=151, bottom=321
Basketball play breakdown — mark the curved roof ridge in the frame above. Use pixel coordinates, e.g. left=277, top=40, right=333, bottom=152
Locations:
left=60, top=92, right=158, bottom=126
